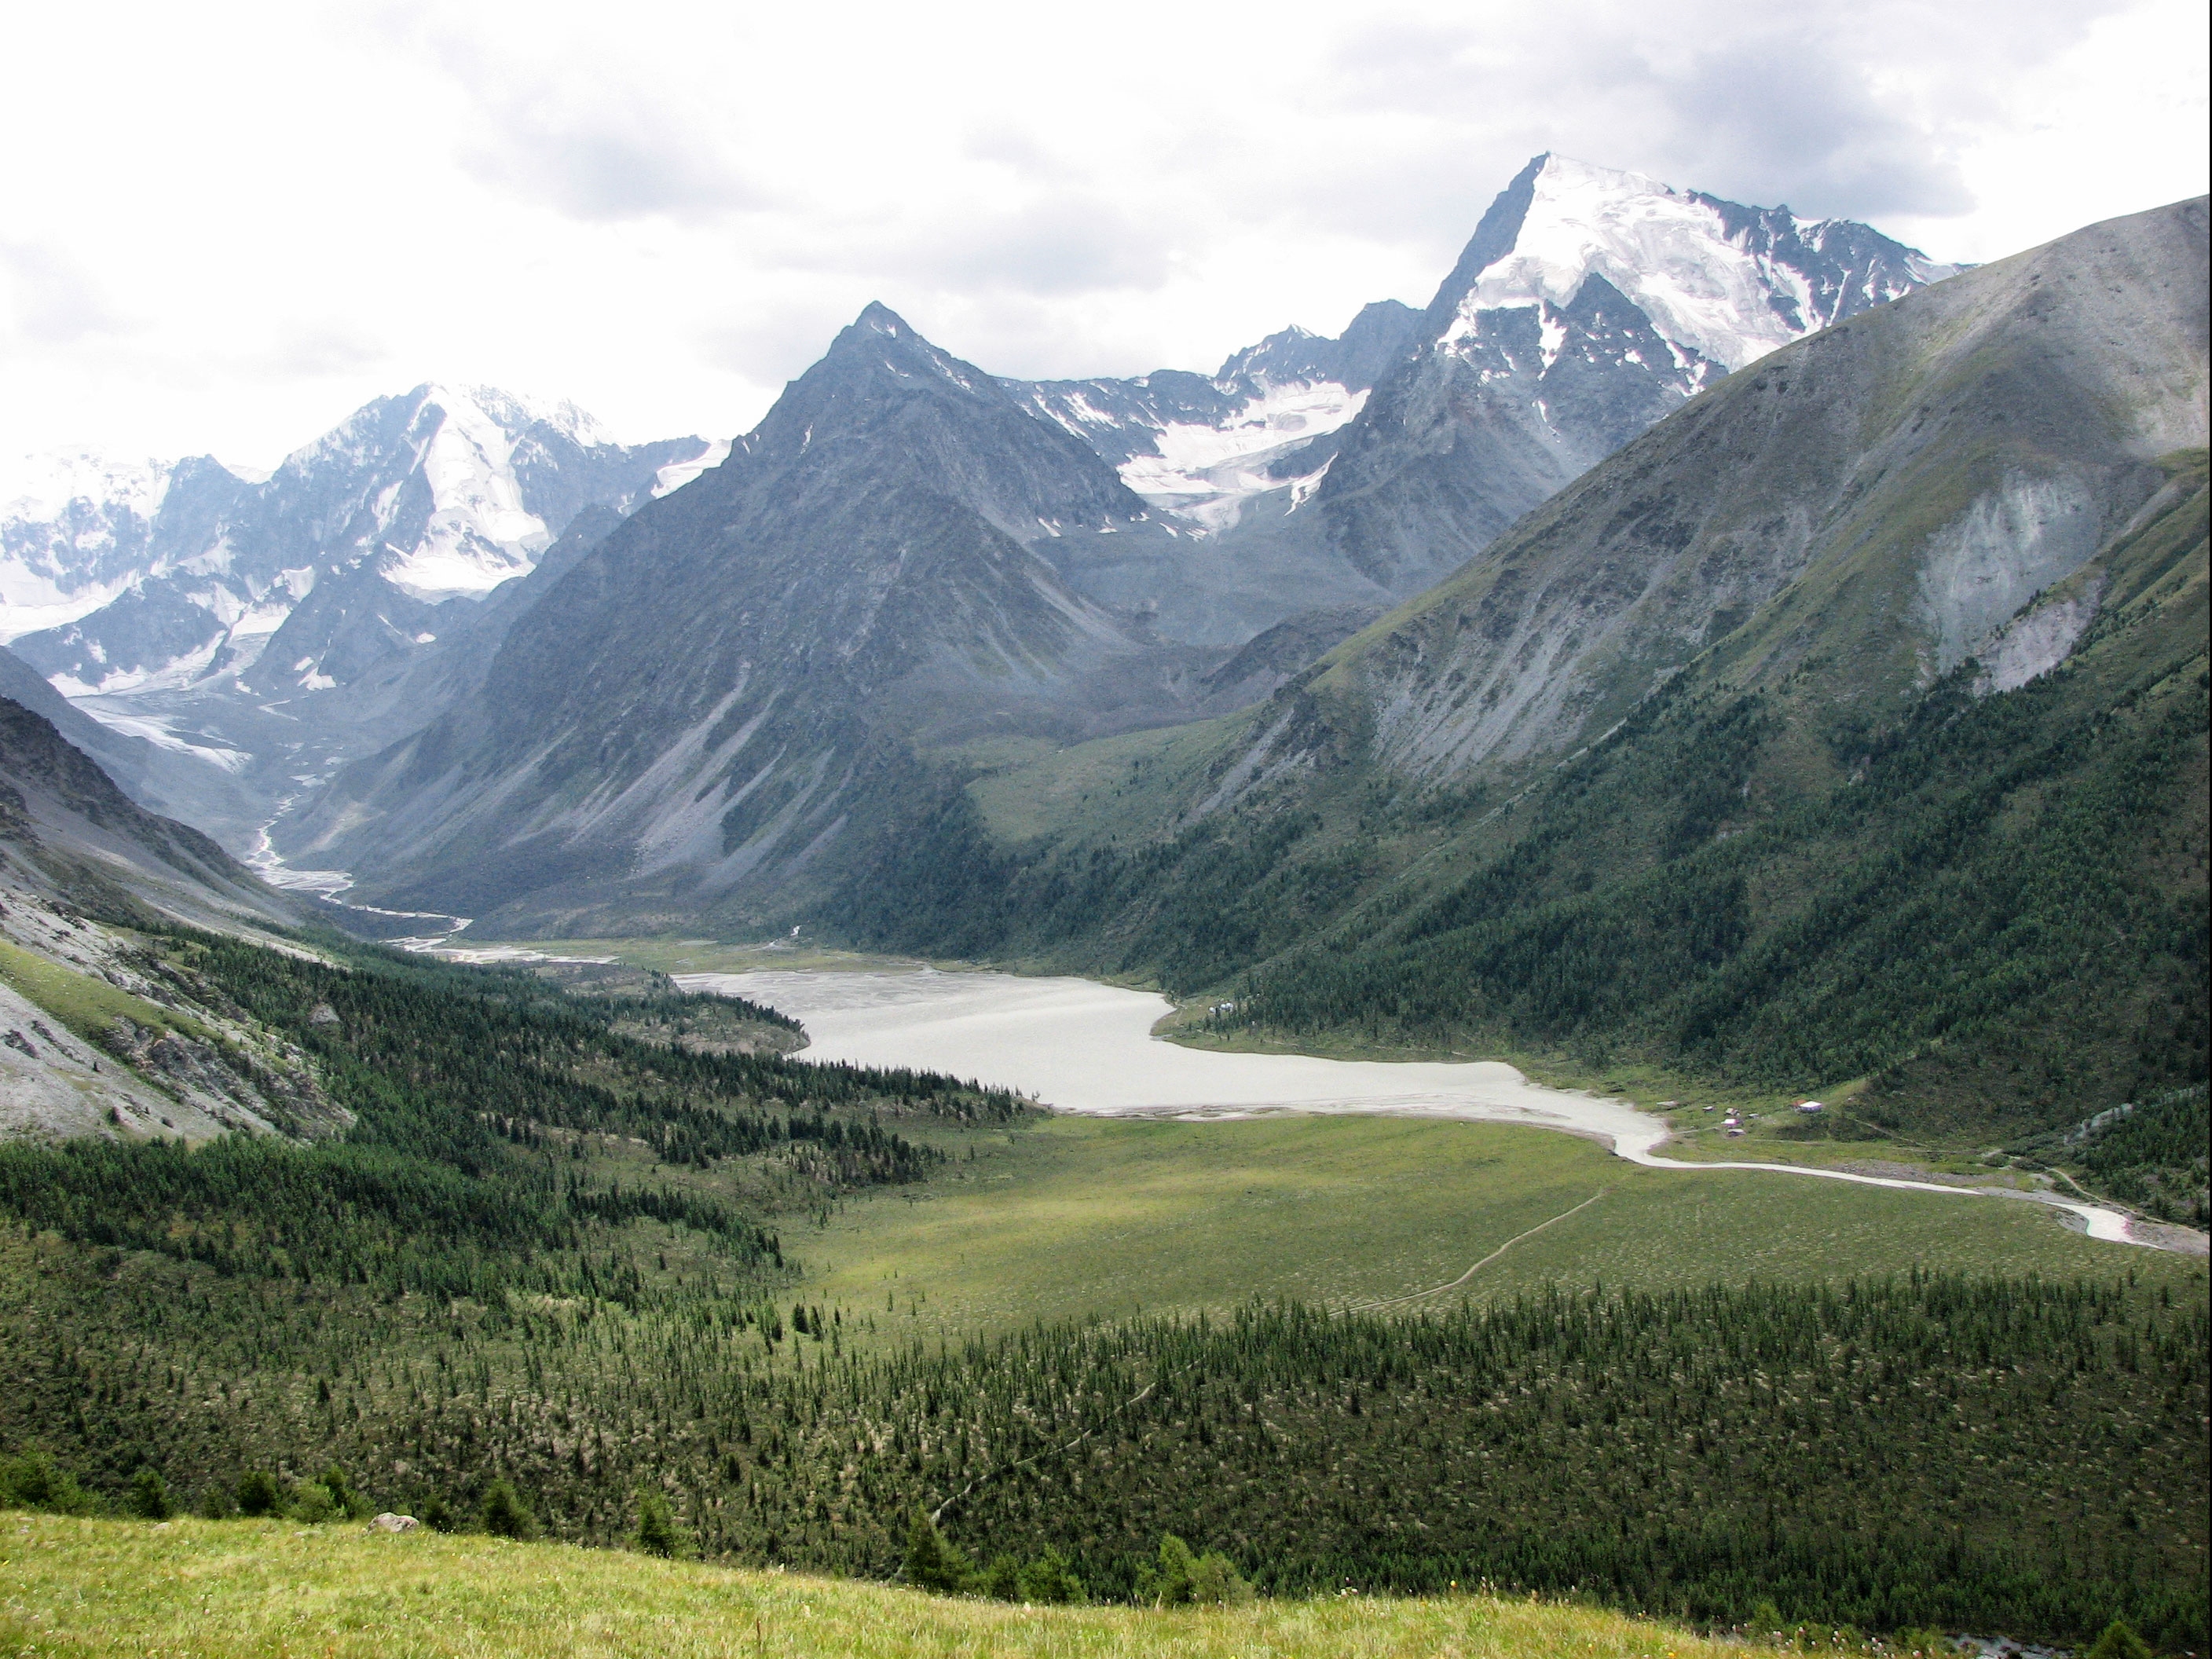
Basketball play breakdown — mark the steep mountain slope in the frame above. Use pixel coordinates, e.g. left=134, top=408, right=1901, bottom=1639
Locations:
left=830, top=198, right=2210, bottom=1172
left=280, top=306, right=1250, bottom=931
left=0, top=646, right=259, bottom=839
left=0, top=698, right=308, bottom=934
left=1239, top=194, right=2198, bottom=788
left=1302, top=153, right=1965, bottom=599
left=0, top=390, right=716, bottom=847
left=1006, top=156, right=1959, bottom=646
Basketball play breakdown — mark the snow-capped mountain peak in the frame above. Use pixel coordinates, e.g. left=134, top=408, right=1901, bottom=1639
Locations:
left=392, top=384, right=562, bottom=602
left=3, top=386, right=718, bottom=700
left=1445, top=154, right=1963, bottom=373
left=1, top=450, right=174, bottom=525
left=1308, top=155, right=1966, bottom=601
left=0, top=451, right=200, bottom=639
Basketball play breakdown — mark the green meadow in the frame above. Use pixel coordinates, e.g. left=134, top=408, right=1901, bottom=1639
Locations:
left=790, top=1111, right=2199, bottom=1346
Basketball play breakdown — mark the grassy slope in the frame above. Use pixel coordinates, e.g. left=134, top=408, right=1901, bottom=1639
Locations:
left=0, top=1515, right=1759, bottom=1659
left=0, top=935, right=208, bottom=1046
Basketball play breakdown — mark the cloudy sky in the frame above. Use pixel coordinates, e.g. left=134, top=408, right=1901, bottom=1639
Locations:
left=2, top=0, right=2204, bottom=472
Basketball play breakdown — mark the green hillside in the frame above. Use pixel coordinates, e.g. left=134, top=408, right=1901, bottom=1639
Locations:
left=0, top=916, right=2203, bottom=1649
left=1, top=1514, right=1837, bottom=1659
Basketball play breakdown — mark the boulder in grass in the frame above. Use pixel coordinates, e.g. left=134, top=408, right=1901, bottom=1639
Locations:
left=368, top=1513, right=419, bottom=1533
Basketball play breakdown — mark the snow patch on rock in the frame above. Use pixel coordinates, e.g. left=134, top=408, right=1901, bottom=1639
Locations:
left=652, top=438, right=732, bottom=498
left=1118, top=383, right=1365, bottom=530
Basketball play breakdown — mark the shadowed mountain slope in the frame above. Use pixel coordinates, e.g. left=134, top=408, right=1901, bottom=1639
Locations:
left=828, top=200, right=2210, bottom=1176
left=0, top=698, right=306, bottom=932
left=280, top=306, right=1251, bottom=932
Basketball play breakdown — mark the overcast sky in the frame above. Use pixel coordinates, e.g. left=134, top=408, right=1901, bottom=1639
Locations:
left=2, top=0, right=2205, bottom=474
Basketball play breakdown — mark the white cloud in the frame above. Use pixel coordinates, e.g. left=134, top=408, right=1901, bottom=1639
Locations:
left=0, top=240, right=133, bottom=344
left=0, top=0, right=2200, bottom=468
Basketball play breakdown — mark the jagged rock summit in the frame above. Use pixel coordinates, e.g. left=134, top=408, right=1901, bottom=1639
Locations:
left=1011, top=155, right=1963, bottom=643
left=1305, top=152, right=1966, bottom=598
left=278, top=306, right=1241, bottom=930
left=5, top=385, right=716, bottom=698
left=0, top=386, right=721, bottom=846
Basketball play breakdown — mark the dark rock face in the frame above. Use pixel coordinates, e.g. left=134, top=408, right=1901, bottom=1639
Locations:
left=280, top=307, right=1242, bottom=927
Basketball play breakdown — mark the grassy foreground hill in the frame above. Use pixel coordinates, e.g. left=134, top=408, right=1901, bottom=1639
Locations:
left=0, top=1513, right=1960, bottom=1658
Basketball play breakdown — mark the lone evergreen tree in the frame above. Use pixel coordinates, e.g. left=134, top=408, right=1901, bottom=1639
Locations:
left=234, top=1470, right=280, bottom=1518
left=1137, top=1533, right=1199, bottom=1605
left=635, top=1489, right=679, bottom=1558
left=127, top=1467, right=172, bottom=1521
left=1016, top=1547, right=1088, bottom=1606
left=1137, top=1534, right=1245, bottom=1606
left=319, top=1463, right=361, bottom=1519
left=2087, top=1621, right=2154, bottom=1659
left=903, top=1509, right=969, bottom=1594
left=480, top=1478, right=537, bottom=1540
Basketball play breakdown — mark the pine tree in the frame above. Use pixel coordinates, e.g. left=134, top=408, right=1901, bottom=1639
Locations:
left=128, top=1467, right=173, bottom=1521
left=2088, top=1621, right=2155, bottom=1659
left=903, top=1510, right=969, bottom=1594
left=635, top=1489, right=679, bottom=1558
left=235, top=1470, right=279, bottom=1517
left=480, top=1478, right=537, bottom=1540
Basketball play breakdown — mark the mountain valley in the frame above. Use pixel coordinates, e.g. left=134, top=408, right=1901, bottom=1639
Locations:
left=0, top=148, right=2206, bottom=1657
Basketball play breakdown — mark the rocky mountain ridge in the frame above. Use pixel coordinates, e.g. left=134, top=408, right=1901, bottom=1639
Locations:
left=1012, top=155, right=1964, bottom=645
left=0, top=386, right=717, bottom=846
left=276, top=306, right=1258, bottom=928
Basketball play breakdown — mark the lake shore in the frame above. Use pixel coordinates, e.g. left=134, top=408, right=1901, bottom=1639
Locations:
left=676, top=965, right=2177, bottom=1254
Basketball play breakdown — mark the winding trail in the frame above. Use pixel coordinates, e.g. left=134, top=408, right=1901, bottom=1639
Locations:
left=1350, top=1189, right=1611, bottom=1309
left=677, top=966, right=2189, bottom=1253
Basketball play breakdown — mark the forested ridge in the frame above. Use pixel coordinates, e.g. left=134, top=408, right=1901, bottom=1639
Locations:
left=827, top=456, right=2211, bottom=1221
left=0, top=928, right=1024, bottom=1299
left=3, top=1243, right=2203, bottom=1650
